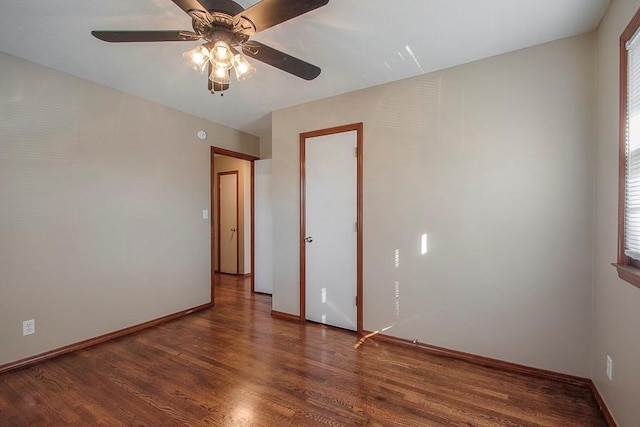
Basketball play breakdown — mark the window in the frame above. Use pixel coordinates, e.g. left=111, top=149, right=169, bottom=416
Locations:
left=617, top=7, right=640, bottom=288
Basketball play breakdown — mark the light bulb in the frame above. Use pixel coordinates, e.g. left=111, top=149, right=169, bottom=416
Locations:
left=213, top=41, right=230, bottom=61
left=237, top=62, right=248, bottom=74
left=214, top=66, right=226, bottom=78
left=183, top=45, right=210, bottom=74
left=232, top=53, right=256, bottom=81
left=193, top=52, right=206, bottom=65
left=216, top=46, right=228, bottom=60
left=210, top=65, right=230, bottom=86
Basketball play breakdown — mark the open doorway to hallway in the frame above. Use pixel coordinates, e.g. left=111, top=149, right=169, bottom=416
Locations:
left=210, top=147, right=258, bottom=304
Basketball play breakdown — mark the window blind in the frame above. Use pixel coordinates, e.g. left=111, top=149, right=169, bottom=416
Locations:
left=625, top=31, right=640, bottom=260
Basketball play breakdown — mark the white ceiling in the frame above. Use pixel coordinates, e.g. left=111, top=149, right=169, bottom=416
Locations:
left=0, top=0, right=610, bottom=137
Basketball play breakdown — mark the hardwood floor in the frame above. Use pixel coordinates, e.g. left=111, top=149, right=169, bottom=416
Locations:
left=0, top=275, right=606, bottom=426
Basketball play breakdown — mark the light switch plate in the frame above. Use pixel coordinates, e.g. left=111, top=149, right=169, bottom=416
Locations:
left=202, top=209, right=209, bottom=220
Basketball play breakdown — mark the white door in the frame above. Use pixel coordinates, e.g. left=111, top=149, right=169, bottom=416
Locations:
left=304, top=130, right=357, bottom=330
left=219, top=171, right=238, bottom=274
left=255, top=159, right=273, bottom=294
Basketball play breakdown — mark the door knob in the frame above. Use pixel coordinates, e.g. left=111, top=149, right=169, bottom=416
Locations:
left=304, top=236, right=313, bottom=243
left=231, top=227, right=236, bottom=232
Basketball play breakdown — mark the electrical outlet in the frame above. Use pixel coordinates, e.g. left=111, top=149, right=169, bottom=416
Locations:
left=22, top=319, right=35, bottom=336
left=606, top=355, right=613, bottom=381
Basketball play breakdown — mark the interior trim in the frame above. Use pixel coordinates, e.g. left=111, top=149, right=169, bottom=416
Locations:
left=270, top=310, right=302, bottom=322
left=299, top=122, right=364, bottom=333
left=211, top=146, right=260, bottom=299
left=0, top=303, right=212, bottom=375
left=615, top=5, right=640, bottom=287
left=363, top=330, right=590, bottom=386
left=213, top=147, right=260, bottom=162
left=250, top=161, right=255, bottom=293
left=590, top=382, right=618, bottom=427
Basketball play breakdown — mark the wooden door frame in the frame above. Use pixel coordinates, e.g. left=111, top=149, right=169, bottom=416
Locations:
left=299, top=123, right=364, bottom=334
left=217, top=170, right=239, bottom=275
left=210, top=147, right=259, bottom=305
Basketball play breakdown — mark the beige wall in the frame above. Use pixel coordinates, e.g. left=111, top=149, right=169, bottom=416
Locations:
left=259, top=131, right=273, bottom=160
left=272, top=34, right=595, bottom=376
left=593, top=0, right=640, bottom=425
left=0, top=52, right=258, bottom=366
left=213, top=156, right=252, bottom=275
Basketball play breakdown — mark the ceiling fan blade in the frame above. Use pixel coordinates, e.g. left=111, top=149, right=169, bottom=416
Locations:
left=91, top=30, right=201, bottom=43
left=242, top=41, right=320, bottom=80
left=171, top=0, right=213, bottom=25
left=234, top=0, right=328, bottom=34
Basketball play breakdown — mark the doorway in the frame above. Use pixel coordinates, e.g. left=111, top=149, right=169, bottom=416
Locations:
left=299, top=123, right=363, bottom=333
left=210, top=147, right=259, bottom=304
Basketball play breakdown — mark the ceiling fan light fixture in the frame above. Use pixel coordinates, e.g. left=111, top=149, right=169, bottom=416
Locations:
left=97, top=0, right=330, bottom=95
left=232, top=53, right=256, bottom=81
left=210, top=65, right=230, bottom=85
left=213, top=40, right=231, bottom=62
left=183, top=45, right=210, bottom=74
left=205, top=41, right=231, bottom=74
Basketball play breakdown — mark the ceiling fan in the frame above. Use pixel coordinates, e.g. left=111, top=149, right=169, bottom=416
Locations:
left=92, top=0, right=329, bottom=94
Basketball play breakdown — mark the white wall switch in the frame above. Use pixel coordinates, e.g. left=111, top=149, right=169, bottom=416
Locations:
left=23, top=319, right=35, bottom=336
left=202, top=209, right=209, bottom=220
left=606, top=355, right=613, bottom=381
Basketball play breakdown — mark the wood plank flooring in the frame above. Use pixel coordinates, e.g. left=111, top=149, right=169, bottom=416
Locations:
left=0, top=275, right=606, bottom=426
